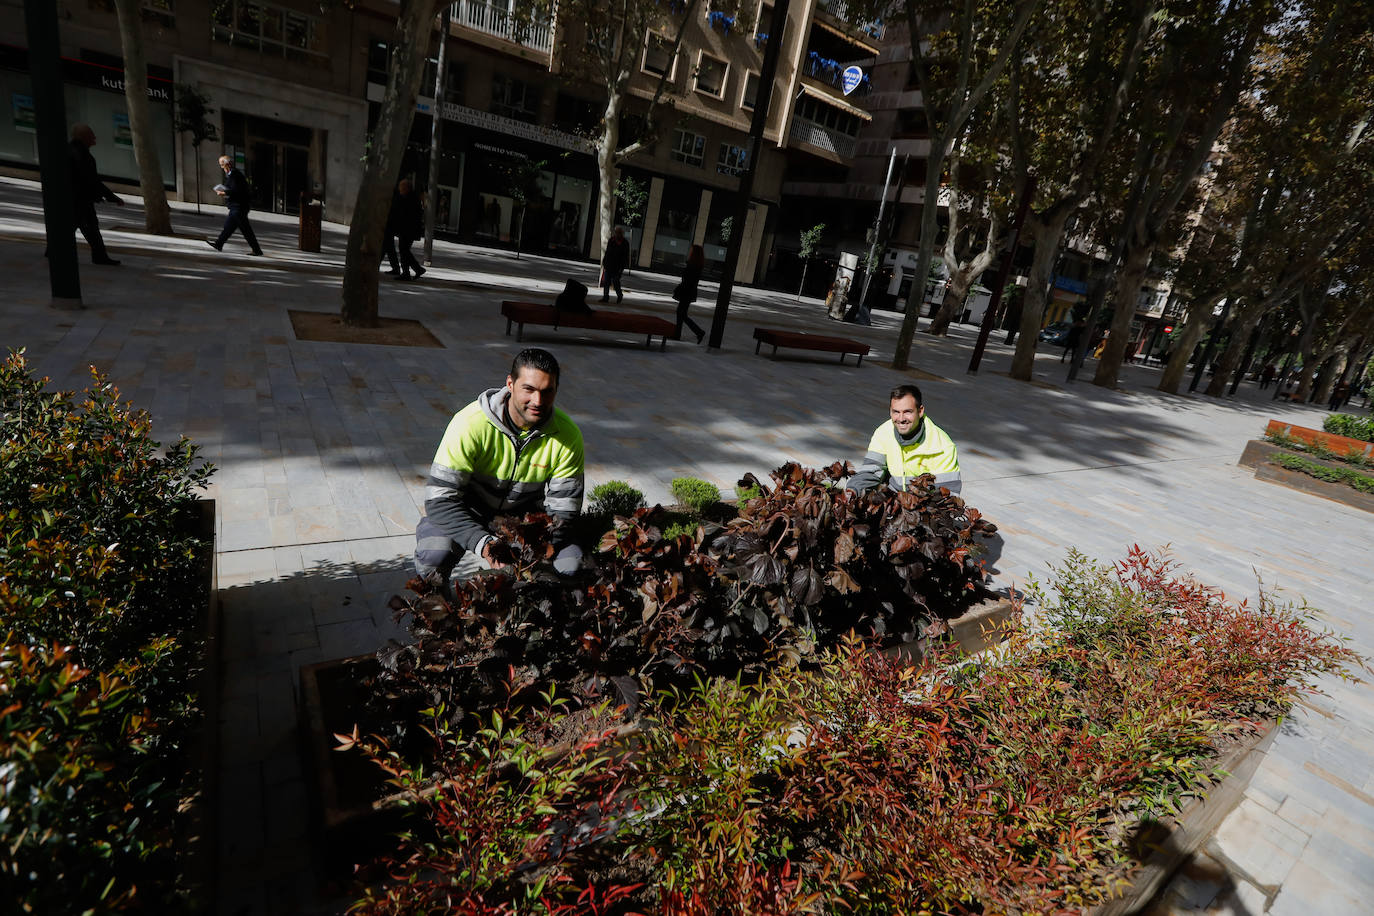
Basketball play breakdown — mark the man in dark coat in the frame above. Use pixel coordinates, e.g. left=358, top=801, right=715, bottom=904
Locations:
left=393, top=179, right=425, bottom=279
left=207, top=155, right=263, bottom=255
left=600, top=226, right=630, bottom=302
left=69, top=123, right=123, bottom=265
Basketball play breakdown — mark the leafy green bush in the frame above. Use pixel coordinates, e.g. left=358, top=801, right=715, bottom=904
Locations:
left=670, top=476, right=721, bottom=513
left=353, top=548, right=1358, bottom=914
left=1272, top=452, right=1374, bottom=493
left=0, top=350, right=213, bottom=911
left=1323, top=413, right=1374, bottom=442
left=587, top=480, right=646, bottom=518
left=736, top=482, right=762, bottom=501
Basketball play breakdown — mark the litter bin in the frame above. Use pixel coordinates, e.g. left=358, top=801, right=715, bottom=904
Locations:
left=298, top=192, right=322, bottom=252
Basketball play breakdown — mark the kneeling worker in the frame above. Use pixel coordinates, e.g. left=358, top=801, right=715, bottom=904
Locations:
left=414, top=348, right=585, bottom=587
left=846, top=384, right=961, bottom=495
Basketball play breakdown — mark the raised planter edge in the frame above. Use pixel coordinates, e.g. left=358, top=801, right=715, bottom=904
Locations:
left=1091, top=718, right=1279, bottom=916
left=1239, top=440, right=1374, bottom=514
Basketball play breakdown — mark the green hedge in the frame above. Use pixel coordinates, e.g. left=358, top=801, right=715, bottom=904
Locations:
left=0, top=351, right=213, bottom=912
left=1322, top=413, right=1374, bottom=442
left=1272, top=452, right=1374, bottom=494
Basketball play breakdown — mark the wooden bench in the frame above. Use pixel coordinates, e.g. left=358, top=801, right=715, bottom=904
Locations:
left=752, top=327, right=870, bottom=365
left=501, top=301, right=677, bottom=351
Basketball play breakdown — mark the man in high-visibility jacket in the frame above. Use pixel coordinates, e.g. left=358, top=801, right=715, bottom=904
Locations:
left=847, top=384, right=961, bottom=495
left=414, top=348, right=585, bottom=587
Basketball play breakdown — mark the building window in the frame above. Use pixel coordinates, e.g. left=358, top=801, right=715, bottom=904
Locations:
left=670, top=128, right=706, bottom=167
left=717, top=142, right=748, bottom=177
left=695, top=53, right=727, bottom=98
left=642, top=32, right=676, bottom=77
left=89, top=0, right=176, bottom=27
left=211, top=0, right=326, bottom=61
left=741, top=72, right=760, bottom=110
left=795, top=95, right=860, bottom=137
left=491, top=74, right=538, bottom=123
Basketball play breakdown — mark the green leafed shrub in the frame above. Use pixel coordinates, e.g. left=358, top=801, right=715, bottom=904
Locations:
left=353, top=548, right=1358, bottom=914
left=1322, top=412, right=1374, bottom=442
left=736, top=482, right=762, bottom=502
left=670, top=476, right=722, bottom=513
left=0, top=350, right=213, bottom=911
left=1272, top=452, right=1374, bottom=493
left=587, top=479, right=646, bottom=518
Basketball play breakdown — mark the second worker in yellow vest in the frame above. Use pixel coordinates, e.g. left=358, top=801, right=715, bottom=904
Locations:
left=846, top=384, right=962, bottom=495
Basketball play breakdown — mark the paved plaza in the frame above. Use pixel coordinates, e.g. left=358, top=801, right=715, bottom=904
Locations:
left=2, top=176, right=1371, bottom=915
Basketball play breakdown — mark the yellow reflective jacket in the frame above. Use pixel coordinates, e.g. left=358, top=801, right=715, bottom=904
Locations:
left=423, top=387, right=584, bottom=551
left=847, top=416, right=961, bottom=494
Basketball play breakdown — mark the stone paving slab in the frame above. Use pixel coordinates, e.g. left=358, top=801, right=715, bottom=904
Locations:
left=2, top=177, right=1371, bottom=914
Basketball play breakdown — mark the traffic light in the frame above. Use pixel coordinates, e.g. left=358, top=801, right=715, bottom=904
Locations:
left=1163, top=325, right=1174, bottom=334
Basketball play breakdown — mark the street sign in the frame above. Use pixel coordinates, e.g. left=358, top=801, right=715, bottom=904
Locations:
left=842, top=66, right=863, bottom=96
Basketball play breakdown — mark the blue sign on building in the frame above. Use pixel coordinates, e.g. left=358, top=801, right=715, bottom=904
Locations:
left=842, top=66, right=864, bottom=96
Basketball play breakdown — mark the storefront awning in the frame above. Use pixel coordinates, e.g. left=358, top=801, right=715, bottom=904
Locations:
left=797, top=83, right=873, bottom=121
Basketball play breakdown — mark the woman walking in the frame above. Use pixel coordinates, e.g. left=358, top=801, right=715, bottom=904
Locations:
left=673, top=245, right=707, bottom=344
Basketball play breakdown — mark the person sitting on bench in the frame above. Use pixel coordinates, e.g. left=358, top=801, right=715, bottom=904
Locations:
left=847, top=384, right=961, bottom=495
left=414, top=348, right=585, bottom=592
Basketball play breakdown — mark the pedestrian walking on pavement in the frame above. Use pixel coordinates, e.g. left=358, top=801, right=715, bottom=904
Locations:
left=208, top=156, right=263, bottom=256
left=1061, top=319, right=1085, bottom=362
left=68, top=123, right=123, bottom=265
left=600, top=226, right=630, bottom=302
left=382, top=181, right=402, bottom=276
left=393, top=179, right=425, bottom=280
left=673, top=244, right=708, bottom=344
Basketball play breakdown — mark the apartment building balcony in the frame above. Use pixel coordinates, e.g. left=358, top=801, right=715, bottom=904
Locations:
left=814, top=0, right=885, bottom=42
left=789, top=116, right=856, bottom=161
left=450, top=0, right=553, bottom=55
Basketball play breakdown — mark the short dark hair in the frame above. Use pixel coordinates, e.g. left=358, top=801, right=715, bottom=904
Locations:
left=889, top=384, right=922, bottom=406
left=511, top=348, right=560, bottom=383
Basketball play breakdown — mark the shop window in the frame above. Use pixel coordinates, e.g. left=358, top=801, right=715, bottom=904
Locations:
left=670, top=129, right=706, bottom=167
left=717, top=143, right=748, bottom=177
left=642, top=32, right=676, bottom=77
left=491, top=74, right=538, bottom=123
left=741, top=72, right=760, bottom=110
left=211, top=0, right=326, bottom=61
left=695, top=54, right=727, bottom=98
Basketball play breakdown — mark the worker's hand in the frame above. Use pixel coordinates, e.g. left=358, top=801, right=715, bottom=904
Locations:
left=215, top=189, right=227, bottom=197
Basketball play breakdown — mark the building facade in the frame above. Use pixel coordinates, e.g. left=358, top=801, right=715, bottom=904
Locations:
left=1, top=0, right=880, bottom=279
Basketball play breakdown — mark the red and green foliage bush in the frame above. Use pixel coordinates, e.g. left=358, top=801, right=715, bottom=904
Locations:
left=350, top=548, right=1359, bottom=915
left=369, top=462, right=996, bottom=743
left=0, top=351, right=213, bottom=912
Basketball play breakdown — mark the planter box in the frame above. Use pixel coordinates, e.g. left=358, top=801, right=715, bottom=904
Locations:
left=885, top=592, right=1018, bottom=663
left=1263, top=420, right=1373, bottom=460
left=1238, top=440, right=1374, bottom=515
left=301, top=594, right=1016, bottom=864
left=1092, top=719, right=1279, bottom=915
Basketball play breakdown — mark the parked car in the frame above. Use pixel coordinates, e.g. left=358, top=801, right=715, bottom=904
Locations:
left=1038, top=320, right=1073, bottom=345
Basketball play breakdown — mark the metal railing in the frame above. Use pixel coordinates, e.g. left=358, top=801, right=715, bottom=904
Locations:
left=789, top=117, right=857, bottom=159
left=816, top=0, right=885, bottom=40
left=450, top=0, right=553, bottom=55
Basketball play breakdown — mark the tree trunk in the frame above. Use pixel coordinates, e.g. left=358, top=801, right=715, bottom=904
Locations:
left=1206, top=306, right=1263, bottom=396
left=1158, top=298, right=1216, bottom=393
left=112, top=0, right=172, bottom=235
left=1010, top=211, right=1073, bottom=380
left=596, top=92, right=623, bottom=265
left=1094, top=243, right=1154, bottom=387
left=341, top=0, right=440, bottom=328
left=1312, top=352, right=1342, bottom=405
left=893, top=162, right=945, bottom=367
left=797, top=259, right=810, bottom=301
left=929, top=255, right=994, bottom=335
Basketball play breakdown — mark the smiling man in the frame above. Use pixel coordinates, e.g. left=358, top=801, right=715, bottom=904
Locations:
left=414, top=348, right=585, bottom=588
left=846, top=384, right=962, bottom=495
